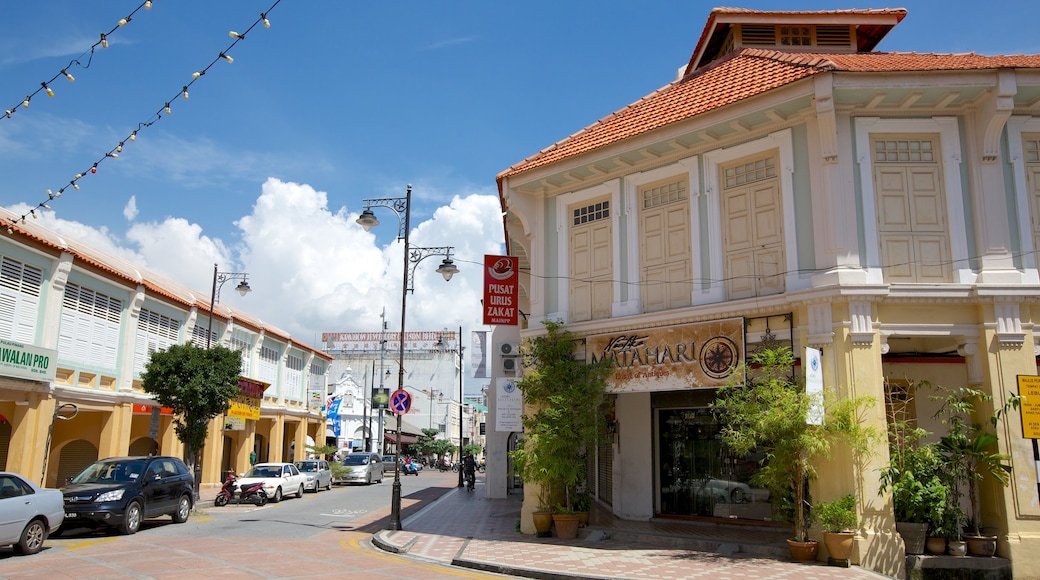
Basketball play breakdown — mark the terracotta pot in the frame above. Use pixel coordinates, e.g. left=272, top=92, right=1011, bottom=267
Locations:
left=965, top=534, right=997, bottom=557
left=532, top=511, right=553, bottom=535
left=895, top=521, right=928, bottom=555
left=823, top=532, right=855, bottom=561
left=786, top=538, right=819, bottom=562
left=947, top=540, right=967, bottom=557
left=552, top=513, right=581, bottom=539
left=925, top=536, right=947, bottom=555
left=577, top=511, right=589, bottom=527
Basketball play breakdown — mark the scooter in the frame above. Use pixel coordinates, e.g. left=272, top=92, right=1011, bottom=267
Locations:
left=214, top=473, right=268, bottom=506
left=401, top=461, right=420, bottom=476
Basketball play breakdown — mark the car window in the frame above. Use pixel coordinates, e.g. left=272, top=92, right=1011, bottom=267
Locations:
left=248, top=465, right=281, bottom=478
left=343, top=455, right=370, bottom=466
left=0, top=475, right=26, bottom=499
left=288, top=464, right=300, bottom=476
left=295, top=461, right=317, bottom=472
left=71, top=459, right=147, bottom=484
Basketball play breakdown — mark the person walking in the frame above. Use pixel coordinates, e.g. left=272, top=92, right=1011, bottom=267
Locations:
left=463, top=453, right=476, bottom=491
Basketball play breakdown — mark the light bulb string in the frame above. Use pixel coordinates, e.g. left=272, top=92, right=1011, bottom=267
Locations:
left=5, top=0, right=283, bottom=230
left=1, top=1, right=155, bottom=122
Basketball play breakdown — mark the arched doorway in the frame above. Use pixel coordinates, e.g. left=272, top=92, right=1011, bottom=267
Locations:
left=55, top=439, right=98, bottom=487
left=128, top=437, right=158, bottom=456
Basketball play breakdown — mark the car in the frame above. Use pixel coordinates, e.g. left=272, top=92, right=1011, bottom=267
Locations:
left=60, top=456, right=194, bottom=536
left=294, top=459, right=332, bottom=492
left=0, top=472, right=64, bottom=555
left=340, top=453, right=384, bottom=485
left=382, top=454, right=397, bottom=472
left=236, top=462, right=307, bottom=502
left=695, top=478, right=755, bottom=504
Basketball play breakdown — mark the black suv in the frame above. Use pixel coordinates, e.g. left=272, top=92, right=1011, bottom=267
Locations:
left=60, top=456, right=194, bottom=535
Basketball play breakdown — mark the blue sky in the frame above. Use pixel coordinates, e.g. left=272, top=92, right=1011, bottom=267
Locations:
left=2, top=1, right=1039, bottom=391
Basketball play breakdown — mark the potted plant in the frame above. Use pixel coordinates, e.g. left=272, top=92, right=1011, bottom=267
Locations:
left=509, top=320, right=613, bottom=539
left=817, top=493, right=859, bottom=562
left=933, top=386, right=1022, bottom=557
left=877, top=421, right=948, bottom=555
left=711, top=347, right=878, bottom=562
left=572, top=489, right=592, bottom=527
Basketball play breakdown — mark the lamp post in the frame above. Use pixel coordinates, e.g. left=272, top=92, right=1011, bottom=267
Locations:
left=357, top=184, right=458, bottom=531
left=206, top=263, right=252, bottom=348
left=456, top=325, right=465, bottom=488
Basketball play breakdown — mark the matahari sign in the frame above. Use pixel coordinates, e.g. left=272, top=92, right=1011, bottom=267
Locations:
left=586, top=318, right=744, bottom=393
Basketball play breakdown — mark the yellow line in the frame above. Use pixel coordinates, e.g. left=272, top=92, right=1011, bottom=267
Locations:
left=63, top=537, right=119, bottom=550
left=339, top=533, right=493, bottom=578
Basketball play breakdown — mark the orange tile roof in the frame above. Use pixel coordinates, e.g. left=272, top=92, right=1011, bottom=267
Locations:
left=498, top=49, right=1040, bottom=180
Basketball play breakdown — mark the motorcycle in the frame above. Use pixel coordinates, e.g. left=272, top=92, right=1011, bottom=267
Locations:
left=213, top=473, right=268, bottom=507
left=401, top=461, right=420, bottom=476
left=436, top=460, right=451, bottom=472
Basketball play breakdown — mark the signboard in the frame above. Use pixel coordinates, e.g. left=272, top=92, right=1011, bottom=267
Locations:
left=0, top=339, right=57, bottom=382
left=327, top=397, right=342, bottom=417
left=586, top=318, right=744, bottom=393
left=320, top=331, right=454, bottom=352
left=227, top=378, right=265, bottom=421
left=495, top=377, right=522, bottom=432
left=371, top=387, right=389, bottom=410
left=390, top=389, right=412, bottom=415
left=805, top=347, right=824, bottom=425
left=308, top=389, right=324, bottom=411
left=224, top=416, right=245, bottom=431
left=1018, top=375, right=1040, bottom=439
left=131, top=404, right=173, bottom=415
left=483, top=255, right=519, bottom=326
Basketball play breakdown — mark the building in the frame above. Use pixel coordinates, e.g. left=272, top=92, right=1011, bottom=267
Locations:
left=492, top=7, right=1040, bottom=578
left=0, top=208, right=330, bottom=491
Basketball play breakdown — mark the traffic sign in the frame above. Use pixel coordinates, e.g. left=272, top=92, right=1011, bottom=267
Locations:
left=390, top=389, right=411, bottom=415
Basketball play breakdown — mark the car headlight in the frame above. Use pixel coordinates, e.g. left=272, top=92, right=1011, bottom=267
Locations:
left=96, top=489, right=125, bottom=502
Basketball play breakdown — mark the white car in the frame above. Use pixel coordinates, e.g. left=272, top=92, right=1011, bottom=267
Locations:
left=294, top=460, right=333, bottom=492
left=0, top=472, right=64, bottom=555
left=236, top=463, right=307, bottom=503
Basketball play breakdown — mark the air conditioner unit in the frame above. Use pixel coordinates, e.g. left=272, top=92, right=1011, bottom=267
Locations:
left=502, top=357, right=518, bottom=372
left=499, top=342, right=520, bottom=356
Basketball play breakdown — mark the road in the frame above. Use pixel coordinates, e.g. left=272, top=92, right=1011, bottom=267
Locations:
left=0, top=470, right=510, bottom=579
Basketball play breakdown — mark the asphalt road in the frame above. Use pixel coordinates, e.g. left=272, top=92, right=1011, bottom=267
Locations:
left=0, top=470, right=508, bottom=579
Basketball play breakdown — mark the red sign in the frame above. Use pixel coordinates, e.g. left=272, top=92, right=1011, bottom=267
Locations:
left=390, top=389, right=412, bottom=415
left=132, top=404, right=174, bottom=415
left=483, top=255, right=519, bottom=326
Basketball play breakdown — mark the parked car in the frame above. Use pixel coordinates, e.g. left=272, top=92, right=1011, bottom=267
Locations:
left=60, top=456, right=193, bottom=536
left=695, top=478, right=754, bottom=504
left=236, top=463, right=306, bottom=502
left=0, top=472, right=64, bottom=555
left=294, top=459, right=332, bottom=492
left=340, top=453, right=384, bottom=485
left=382, top=454, right=397, bottom=472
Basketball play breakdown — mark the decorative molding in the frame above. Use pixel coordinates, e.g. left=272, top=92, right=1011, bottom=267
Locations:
left=957, top=340, right=983, bottom=386
left=981, top=70, right=1017, bottom=163
left=814, top=75, right=838, bottom=163
left=807, top=303, right=834, bottom=348
left=994, top=303, right=1026, bottom=348
left=849, top=301, right=875, bottom=346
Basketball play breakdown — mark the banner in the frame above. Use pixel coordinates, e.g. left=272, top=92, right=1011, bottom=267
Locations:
left=471, top=331, right=489, bottom=379
left=483, top=255, right=519, bottom=326
left=495, top=377, right=522, bottom=432
left=227, top=378, right=264, bottom=420
left=0, top=339, right=57, bottom=382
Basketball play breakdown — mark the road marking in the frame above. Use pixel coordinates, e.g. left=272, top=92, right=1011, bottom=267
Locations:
left=339, top=533, right=492, bottom=578
left=62, top=537, right=119, bottom=550
left=321, top=508, right=369, bottom=517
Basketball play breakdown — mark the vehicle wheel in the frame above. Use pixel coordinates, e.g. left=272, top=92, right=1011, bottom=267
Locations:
left=325, top=480, right=332, bottom=491
left=14, top=519, right=46, bottom=555
left=366, top=473, right=372, bottom=485
left=172, top=495, right=191, bottom=523
left=272, top=487, right=283, bottom=503
left=731, top=488, right=746, bottom=504
left=120, top=501, right=143, bottom=535
left=255, top=491, right=268, bottom=507
left=297, top=484, right=304, bottom=498
left=214, top=493, right=229, bottom=507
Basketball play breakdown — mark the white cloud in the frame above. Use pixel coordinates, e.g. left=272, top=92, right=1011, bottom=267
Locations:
left=33, top=178, right=505, bottom=352
left=123, top=196, right=138, bottom=221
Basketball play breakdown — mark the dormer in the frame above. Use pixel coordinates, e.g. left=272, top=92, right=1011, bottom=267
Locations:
left=682, top=7, right=907, bottom=76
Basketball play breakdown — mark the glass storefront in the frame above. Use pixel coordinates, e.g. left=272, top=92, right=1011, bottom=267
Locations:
left=657, top=407, right=773, bottom=521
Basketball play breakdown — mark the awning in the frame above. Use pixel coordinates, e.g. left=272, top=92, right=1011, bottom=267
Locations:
left=384, top=432, right=419, bottom=445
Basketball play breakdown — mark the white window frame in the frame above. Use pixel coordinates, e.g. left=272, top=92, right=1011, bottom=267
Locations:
left=552, top=179, right=620, bottom=323
left=854, top=117, right=971, bottom=284
left=1006, top=115, right=1040, bottom=279
left=0, top=256, right=42, bottom=344
left=702, top=129, right=798, bottom=304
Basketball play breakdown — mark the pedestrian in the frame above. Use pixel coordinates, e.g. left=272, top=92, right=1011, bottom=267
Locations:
left=249, top=450, right=257, bottom=465
left=463, top=452, right=476, bottom=491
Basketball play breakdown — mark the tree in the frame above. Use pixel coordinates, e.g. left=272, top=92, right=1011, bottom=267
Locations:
left=141, top=343, right=243, bottom=498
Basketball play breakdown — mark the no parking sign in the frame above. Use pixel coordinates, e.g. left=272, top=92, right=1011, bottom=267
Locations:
left=390, top=389, right=411, bottom=415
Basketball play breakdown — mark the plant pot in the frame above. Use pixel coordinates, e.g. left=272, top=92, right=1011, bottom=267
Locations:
left=786, top=538, right=819, bottom=562
left=822, top=532, right=855, bottom=561
left=895, top=521, right=928, bottom=555
left=552, top=513, right=581, bottom=539
left=965, top=534, right=997, bottom=557
left=532, top=511, right=553, bottom=535
left=576, top=511, right=589, bottom=527
left=947, top=540, right=967, bottom=557
left=925, top=536, right=947, bottom=555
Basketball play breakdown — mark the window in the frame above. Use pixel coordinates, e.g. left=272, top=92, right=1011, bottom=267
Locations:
left=779, top=26, right=811, bottom=46
left=572, top=201, right=610, bottom=225
left=721, top=152, right=785, bottom=300
left=569, top=197, right=613, bottom=322
left=58, top=283, right=122, bottom=369
left=134, top=308, right=182, bottom=374
left=874, top=139, right=935, bottom=163
left=0, top=256, right=42, bottom=343
left=639, top=177, right=692, bottom=312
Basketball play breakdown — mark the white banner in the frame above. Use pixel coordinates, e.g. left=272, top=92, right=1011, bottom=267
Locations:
left=805, top=347, right=824, bottom=425
left=495, top=377, right=522, bottom=432
left=471, top=331, right=489, bottom=379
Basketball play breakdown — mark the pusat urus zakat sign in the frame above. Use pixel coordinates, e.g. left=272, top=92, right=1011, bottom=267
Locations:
left=483, top=255, right=519, bottom=326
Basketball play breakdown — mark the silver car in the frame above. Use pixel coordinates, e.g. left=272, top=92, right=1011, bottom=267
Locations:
left=340, top=453, right=384, bottom=485
left=0, top=472, right=64, bottom=555
left=294, top=460, right=333, bottom=492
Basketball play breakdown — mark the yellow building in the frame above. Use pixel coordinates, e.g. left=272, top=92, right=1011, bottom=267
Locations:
left=0, top=207, right=329, bottom=492
left=494, top=7, right=1040, bottom=578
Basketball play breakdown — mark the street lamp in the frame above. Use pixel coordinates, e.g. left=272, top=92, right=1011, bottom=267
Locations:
left=357, top=184, right=458, bottom=531
left=456, top=325, right=465, bottom=488
left=206, top=263, right=252, bottom=348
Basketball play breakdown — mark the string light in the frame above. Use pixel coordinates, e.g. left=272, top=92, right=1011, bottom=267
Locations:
left=1, top=1, right=155, bottom=123
left=5, top=0, right=284, bottom=228
left=229, top=31, right=243, bottom=39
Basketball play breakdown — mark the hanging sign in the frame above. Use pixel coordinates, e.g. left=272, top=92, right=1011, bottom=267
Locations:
left=805, top=347, right=824, bottom=426
left=483, top=255, right=519, bottom=326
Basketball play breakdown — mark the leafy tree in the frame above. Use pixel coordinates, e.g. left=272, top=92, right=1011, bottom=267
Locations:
left=409, top=428, right=441, bottom=461
left=462, top=443, right=483, bottom=458
left=141, top=343, right=243, bottom=498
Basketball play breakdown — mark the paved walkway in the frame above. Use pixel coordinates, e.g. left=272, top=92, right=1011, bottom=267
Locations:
left=371, top=476, right=895, bottom=580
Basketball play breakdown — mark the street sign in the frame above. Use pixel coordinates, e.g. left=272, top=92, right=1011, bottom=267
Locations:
left=390, top=389, right=411, bottom=415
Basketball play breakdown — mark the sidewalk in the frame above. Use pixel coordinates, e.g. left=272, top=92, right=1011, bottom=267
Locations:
left=371, top=478, right=894, bottom=580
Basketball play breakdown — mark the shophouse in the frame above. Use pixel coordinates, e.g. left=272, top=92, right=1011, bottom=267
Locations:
left=0, top=208, right=330, bottom=491
left=492, top=7, right=1040, bottom=577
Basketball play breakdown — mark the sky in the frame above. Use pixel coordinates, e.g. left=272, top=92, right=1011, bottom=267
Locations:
left=2, top=1, right=1040, bottom=394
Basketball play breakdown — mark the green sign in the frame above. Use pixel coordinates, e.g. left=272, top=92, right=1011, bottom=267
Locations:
left=371, top=387, right=389, bottom=410
left=0, top=339, right=57, bottom=382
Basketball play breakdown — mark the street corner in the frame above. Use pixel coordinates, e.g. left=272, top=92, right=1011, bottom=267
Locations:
left=370, top=530, right=421, bottom=554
